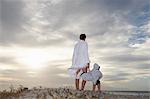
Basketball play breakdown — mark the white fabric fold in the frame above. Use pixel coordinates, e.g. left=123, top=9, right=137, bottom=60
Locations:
left=68, top=40, right=90, bottom=79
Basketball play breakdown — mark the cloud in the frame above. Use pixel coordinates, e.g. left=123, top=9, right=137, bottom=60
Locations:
left=0, top=69, right=16, bottom=75
left=0, top=56, right=20, bottom=66
left=128, top=18, right=150, bottom=46
left=0, top=0, right=26, bottom=46
left=134, top=63, right=150, bottom=70
left=0, top=0, right=149, bottom=47
left=0, top=0, right=149, bottom=91
left=103, top=72, right=131, bottom=82
left=101, top=54, right=150, bottom=63
left=104, top=76, right=128, bottom=82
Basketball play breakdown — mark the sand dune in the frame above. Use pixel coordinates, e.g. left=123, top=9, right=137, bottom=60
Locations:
left=0, top=88, right=149, bottom=99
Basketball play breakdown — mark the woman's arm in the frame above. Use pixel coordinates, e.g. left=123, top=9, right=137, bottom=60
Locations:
left=86, top=63, right=90, bottom=72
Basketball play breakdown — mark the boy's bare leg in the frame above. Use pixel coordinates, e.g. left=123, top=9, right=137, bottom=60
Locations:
left=81, top=80, right=86, bottom=90
left=97, top=83, right=101, bottom=92
left=93, top=84, right=96, bottom=92
left=75, top=79, right=79, bottom=90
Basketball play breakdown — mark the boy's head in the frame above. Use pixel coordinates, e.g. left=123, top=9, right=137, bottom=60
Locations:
left=93, top=63, right=100, bottom=70
left=80, top=34, right=86, bottom=40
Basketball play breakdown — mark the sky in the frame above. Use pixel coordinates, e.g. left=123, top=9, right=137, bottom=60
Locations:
left=0, top=0, right=150, bottom=91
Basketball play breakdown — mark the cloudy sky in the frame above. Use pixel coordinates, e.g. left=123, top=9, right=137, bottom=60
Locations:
left=0, top=0, right=150, bottom=91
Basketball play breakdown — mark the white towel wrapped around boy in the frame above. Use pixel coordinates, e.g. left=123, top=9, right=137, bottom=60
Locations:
left=80, top=63, right=103, bottom=85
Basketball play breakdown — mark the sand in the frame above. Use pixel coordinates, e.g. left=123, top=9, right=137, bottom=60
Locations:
left=0, top=88, right=149, bottom=99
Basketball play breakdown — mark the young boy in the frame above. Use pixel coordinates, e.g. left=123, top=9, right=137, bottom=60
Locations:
left=80, top=63, right=103, bottom=92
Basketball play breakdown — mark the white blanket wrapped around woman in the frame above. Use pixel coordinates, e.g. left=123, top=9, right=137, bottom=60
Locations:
left=68, top=40, right=90, bottom=79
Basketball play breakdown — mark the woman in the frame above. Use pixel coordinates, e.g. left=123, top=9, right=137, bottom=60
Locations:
left=68, top=34, right=90, bottom=90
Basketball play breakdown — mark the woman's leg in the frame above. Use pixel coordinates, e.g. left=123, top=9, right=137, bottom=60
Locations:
left=81, top=67, right=87, bottom=90
left=75, top=79, right=79, bottom=90
left=76, top=69, right=81, bottom=76
left=75, top=69, right=81, bottom=90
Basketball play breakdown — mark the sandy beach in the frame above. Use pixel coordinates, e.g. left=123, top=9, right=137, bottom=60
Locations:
left=0, top=87, right=149, bottom=99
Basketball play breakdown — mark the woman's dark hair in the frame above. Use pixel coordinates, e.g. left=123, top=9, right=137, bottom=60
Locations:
left=80, top=34, right=86, bottom=40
